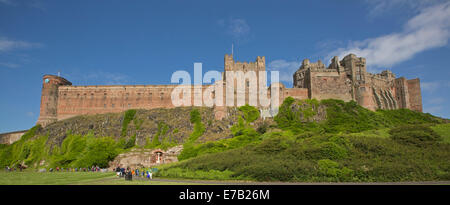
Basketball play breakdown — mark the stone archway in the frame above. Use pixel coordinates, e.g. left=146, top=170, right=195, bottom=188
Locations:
left=152, top=149, right=164, bottom=164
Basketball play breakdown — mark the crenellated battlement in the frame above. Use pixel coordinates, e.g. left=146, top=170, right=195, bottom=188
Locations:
left=293, top=54, right=422, bottom=111
left=36, top=53, right=422, bottom=128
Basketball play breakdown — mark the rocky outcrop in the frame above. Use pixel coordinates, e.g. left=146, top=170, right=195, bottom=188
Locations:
left=108, top=145, right=183, bottom=170
left=37, top=107, right=242, bottom=149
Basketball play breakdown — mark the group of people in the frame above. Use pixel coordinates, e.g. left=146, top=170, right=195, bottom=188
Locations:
left=4, top=165, right=25, bottom=172
left=115, top=166, right=154, bottom=181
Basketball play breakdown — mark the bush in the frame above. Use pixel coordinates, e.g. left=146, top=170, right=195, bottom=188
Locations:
left=389, top=125, right=442, bottom=147
left=239, top=104, right=260, bottom=123
left=121, top=109, right=136, bottom=137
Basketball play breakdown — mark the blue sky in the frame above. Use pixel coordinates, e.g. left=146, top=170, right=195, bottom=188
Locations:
left=0, top=0, right=449, bottom=132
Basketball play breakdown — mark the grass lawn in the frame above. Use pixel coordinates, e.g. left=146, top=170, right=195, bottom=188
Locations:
left=0, top=171, right=200, bottom=185
left=431, top=123, right=450, bottom=144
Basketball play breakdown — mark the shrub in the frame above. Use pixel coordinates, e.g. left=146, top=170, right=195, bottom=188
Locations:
left=190, top=109, right=201, bottom=124
left=121, top=109, right=136, bottom=137
left=239, top=104, right=260, bottom=123
left=389, top=125, right=442, bottom=147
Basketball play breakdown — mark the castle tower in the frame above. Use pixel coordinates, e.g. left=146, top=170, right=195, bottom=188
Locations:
left=37, top=75, right=72, bottom=127
left=341, top=54, right=369, bottom=104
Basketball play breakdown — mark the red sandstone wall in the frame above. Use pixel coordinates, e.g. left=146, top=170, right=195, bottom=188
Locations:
left=309, top=71, right=353, bottom=101
left=284, top=88, right=309, bottom=100
left=407, top=78, right=423, bottom=112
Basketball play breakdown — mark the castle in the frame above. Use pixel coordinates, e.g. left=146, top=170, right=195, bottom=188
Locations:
left=36, top=53, right=422, bottom=127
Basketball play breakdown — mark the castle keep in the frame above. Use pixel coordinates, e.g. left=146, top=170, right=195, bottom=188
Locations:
left=37, top=54, right=422, bottom=127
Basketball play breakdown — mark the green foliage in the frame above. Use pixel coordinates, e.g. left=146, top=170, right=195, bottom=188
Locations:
left=317, top=159, right=353, bottom=180
left=389, top=124, right=442, bottom=147
left=133, top=118, right=144, bottom=130
left=155, top=167, right=237, bottom=180
left=238, top=104, right=260, bottom=123
left=121, top=109, right=136, bottom=137
left=190, top=109, right=201, bottom=124
left=161, top=128, right=450, bottom=182
left=321, top=99, right=387, bottom=133
left=431, top=123, right=450, bottom=144
left=123, top=134, right=136, bottom=149
left=140, top=121, right=178, bottom=151
left=179, top=106, right=261, bottom=161
left=50, top=134, right=123, bottom=168
left=73, top=137, right=121, bottom=168
left=0, top=125, right=44, bottom=167
left=273, top=97, right=296, bottom=128
left=274, top=98, right=443, bottom=134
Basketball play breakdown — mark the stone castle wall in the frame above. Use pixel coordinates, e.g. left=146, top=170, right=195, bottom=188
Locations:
left=36, top=53, right=421, bottom=127
left=0, top=130, right=28, bottom=144
left=293, top=54, right=422, bottom=112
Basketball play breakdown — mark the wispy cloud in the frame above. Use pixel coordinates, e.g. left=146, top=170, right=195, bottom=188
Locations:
left=267, top=59, right=301, bottom=84
left=0, top=0, right=15, bottom=6
left=218, top=17, right=251, bottom=41
left=65, top=70, right=131, bottom=85
left=366, top=0, right=447, bottom=18
left=0, top=62, right=20, bottom=69
left=0, top=0, right=45, bottom=10
left=424, top=105, right=443, bottom=114
left=421, top=81, right=442, bottom=93
left=0, top=37, right=43, bottom=52
left=26, top=111, right=34, bottom=117
left=328, top=1, right=450, bottom=69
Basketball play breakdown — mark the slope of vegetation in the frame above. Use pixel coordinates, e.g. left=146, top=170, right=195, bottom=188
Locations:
left=0, top=107, right=235, bottom=169
left=1, top=97, right=449, bottom=183
left=155, top=98, right=450, bottom=182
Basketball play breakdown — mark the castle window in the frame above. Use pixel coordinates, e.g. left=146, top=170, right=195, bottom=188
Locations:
left=91, top=93, right=94, bottom=99
left=103, top=93, right=107, bottom=99
left=112, top=104, right=115, bottom=108
left=104, top=104, right=106, bottom=108
left=125, top=93, right=129, bottom=100
left=128, top=103, right=131, bottom=108
left=160, top=93, right=164, bottom=100
left=149, top=93, right=152, bottom=101
left=77, top=93, right=80, bottom=98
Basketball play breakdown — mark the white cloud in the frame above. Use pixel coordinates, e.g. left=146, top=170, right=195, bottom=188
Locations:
left=423, top=105, right=443, bottom=114
left=65, top=70, right=130, bottom=85
left=218, top=18, right=250, bottom=40
left=421, top=81, right=443, bottom=93
left=0, top=37, right=43, bottom=52
left=329, top=1, right=450, bottom=69
left=366, top=0, right=447, bottom=17
left=0, top=62, right=19, bottom=68
left=267, top=59, right=301, bottom=83
left=0, top=0, right=15, bottom=5
left=428, top=97, right=445, bottom=104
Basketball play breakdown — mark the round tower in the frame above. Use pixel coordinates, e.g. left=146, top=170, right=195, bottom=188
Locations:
left=36, top=75, right=72, bottom=127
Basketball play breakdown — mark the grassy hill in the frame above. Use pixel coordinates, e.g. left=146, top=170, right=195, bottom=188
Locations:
left=155, top=98, right=450, bottom=182
left=1, top=97, right=449, bottom=182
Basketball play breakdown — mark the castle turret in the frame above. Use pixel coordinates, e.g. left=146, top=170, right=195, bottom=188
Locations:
left=37, top=75, right=72, bottom=127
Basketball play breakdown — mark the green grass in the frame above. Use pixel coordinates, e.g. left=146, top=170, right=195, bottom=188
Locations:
left=0, top=171, right=114, bottom=185
left=0, top=171, right=203, bottom=185
left=431, top=123, right=450, bottom=144
left=348, top=128, right=391, bottom=138
left=160, top=132, right=450, bottom=182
